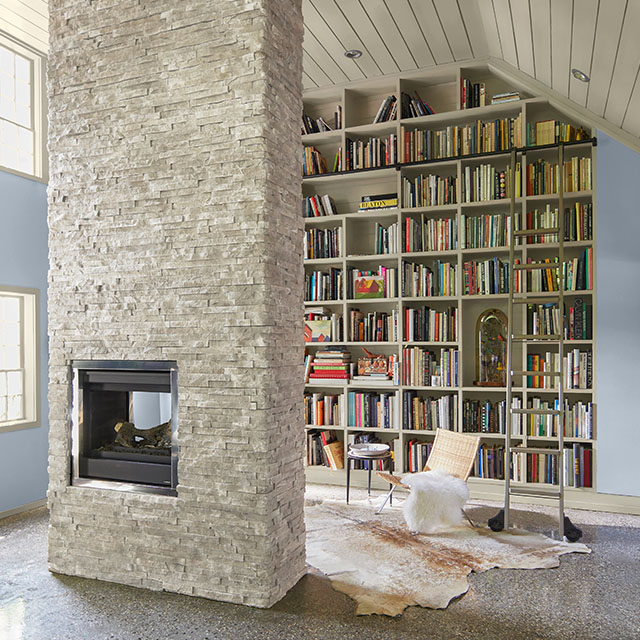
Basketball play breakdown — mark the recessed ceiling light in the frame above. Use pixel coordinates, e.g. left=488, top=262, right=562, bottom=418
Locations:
left=344, top=49, right=362, bottom=59
left=572, top=68, right=590, bottom=83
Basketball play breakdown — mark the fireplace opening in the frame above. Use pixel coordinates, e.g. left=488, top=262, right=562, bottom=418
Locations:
left=71, top=360, right=178, bottom=494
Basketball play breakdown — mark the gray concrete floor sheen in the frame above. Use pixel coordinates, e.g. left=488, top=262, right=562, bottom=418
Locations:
left=1, top=486, right=639, bottom=640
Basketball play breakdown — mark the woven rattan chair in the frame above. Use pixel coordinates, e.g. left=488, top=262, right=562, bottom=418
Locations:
left=376, top=428, right=481, bottom=525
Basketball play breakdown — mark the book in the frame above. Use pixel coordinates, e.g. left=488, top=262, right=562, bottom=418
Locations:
left=373, top=95, right=397, bottom=123
left=359, top=193, right=398, bottom=211
left=323, top=440, right=345, bottom=469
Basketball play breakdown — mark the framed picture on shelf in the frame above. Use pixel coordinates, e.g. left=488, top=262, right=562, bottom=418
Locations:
left=304, top=320, right=332, bottom=342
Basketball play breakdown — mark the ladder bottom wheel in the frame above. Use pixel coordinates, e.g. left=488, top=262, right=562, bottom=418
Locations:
left=564, top=516, right=583, bottom=542
left=488, top=509, right=505, bottom=531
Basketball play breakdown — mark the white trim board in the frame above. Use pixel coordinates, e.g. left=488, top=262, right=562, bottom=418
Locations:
left=0, top=498, right=47, bottom=521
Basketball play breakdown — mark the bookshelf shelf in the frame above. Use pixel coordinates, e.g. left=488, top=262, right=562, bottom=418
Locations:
left=302, top=63, right=597, bottom=498
left=301, top=130, right=342, bottom=144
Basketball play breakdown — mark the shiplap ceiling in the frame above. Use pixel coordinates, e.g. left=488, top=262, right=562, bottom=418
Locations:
left=0, top=0, right=48, bottom=54
left=303, top=0, right=640, bottom=143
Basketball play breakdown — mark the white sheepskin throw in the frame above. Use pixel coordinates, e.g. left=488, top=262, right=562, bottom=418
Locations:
left=400, top=470, right=469, bottom=533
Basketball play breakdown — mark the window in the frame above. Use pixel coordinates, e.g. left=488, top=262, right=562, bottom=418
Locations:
left=0, top=34, right=45, bottom=180
left=0, top=287, right=39, bottom=431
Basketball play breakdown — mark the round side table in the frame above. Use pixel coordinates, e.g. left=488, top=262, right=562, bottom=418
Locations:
left=346, top=448, right=393, bottom=504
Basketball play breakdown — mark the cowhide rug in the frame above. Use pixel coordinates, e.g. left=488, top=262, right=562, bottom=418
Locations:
left=305, top=497, right=590, bottom=616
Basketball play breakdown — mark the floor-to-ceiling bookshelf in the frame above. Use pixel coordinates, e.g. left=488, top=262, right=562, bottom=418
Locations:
left=302, top=62, right=596, bottom=506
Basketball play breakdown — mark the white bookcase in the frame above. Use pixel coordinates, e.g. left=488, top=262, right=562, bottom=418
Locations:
left=302, top=62, right=596, bottom=505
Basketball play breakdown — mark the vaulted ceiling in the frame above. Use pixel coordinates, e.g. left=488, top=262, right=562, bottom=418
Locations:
left=303, top=0, right=640, bottom=148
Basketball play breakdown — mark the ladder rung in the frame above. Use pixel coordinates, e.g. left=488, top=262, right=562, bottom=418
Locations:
left=514, top=262, right=560, bottom=271
left=510, top=408, right=561, bottom=415
left=511, top=370, right=560, bottom=377
left=513, top=293, right=560, bottom=301
left=511, top=296, right=560, bottom=304
left=509, top=486, right=562, bottom=499
left=510, top=447, right=562, bottom=455
left=512, top=334, right=561, bottom=341
left=513, top=227, right=560, bottom=237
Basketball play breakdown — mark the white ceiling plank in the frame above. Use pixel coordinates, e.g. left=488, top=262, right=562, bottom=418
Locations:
left=529, top=0, right=551, bottom=86
left=361, top=0, right=418, bottom=71
left=586, top=0, right=626, bottom=118
left=432, top=0, right=473, bottom=60
left=27, top=0, right=47, bottom=18
left=457, top=0, right=491, bottom=58
left=0, top=17, right=47, bottom=54
left=313, top=0, right=384, bottom=78
left=0, top=2, right=48, bottom=40
left=333, top=0, right=400, bottom=75
left=1, top=0, right=48, bottom=33
left=303, top=29, right=351, bottom=85
left=492, top=0, right=518, bottom=67
left=383, top=0, right=436, bottom=69
left=604, top=0, right=640, bottom=126
left=550, top=0, right=573, bottom=97
left=303, top=72, right=318, bottom=90
left=302, top=47, right=335, bottom=88
left=407, top=0, right=454, bottom=65
left=475, top=0, right=503, bottom=58
left=509, top=0, right=535, bottom=77
left=568, top=0, right=599, bottom=107
left=302, top=0, right=366, bottom=82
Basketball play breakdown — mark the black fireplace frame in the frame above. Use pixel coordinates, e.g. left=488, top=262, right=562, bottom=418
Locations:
left=70, top=360, right=178, bottom=496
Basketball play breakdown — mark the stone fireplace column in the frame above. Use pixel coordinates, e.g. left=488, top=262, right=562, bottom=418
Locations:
left=47, top=0, right=305, bottom=607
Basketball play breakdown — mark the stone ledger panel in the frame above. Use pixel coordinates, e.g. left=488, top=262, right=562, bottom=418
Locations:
left=47, top=0, right=305, bottom=607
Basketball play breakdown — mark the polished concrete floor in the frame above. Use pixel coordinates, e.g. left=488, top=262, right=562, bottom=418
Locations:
left=1, top=486, right=639, bottom=640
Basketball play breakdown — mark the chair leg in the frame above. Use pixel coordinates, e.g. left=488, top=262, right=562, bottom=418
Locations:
left=376, top=485, right=396, bottom=515
left=462, top=508, right=477, bottom=528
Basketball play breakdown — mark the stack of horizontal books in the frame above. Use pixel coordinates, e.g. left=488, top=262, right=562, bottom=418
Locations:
left=308, top=346, right=352, bottom=383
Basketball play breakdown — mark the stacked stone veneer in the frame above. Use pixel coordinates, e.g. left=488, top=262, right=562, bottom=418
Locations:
left=47, top=0, right=306, bottom=607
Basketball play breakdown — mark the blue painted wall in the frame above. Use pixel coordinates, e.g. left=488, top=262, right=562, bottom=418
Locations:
left=0, top=169, right=49, bottom=512
left=596, top=131, right=640, bottom=497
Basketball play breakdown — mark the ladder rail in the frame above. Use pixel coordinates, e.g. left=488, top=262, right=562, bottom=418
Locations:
left=504, top=147, right=516, bottom=531
left=557, top=143, right=566, bottom=539
left=504, top=144, right=567, bottom=539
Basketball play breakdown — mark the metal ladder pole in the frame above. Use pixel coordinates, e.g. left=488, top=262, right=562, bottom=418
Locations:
left=557, top=143, right=566, bottom=539
left=503, top=147, right=517, bottom=531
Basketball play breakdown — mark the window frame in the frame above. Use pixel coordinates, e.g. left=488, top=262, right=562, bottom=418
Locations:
left=0, top=30, right=47, bottom=182
left=0, top=285, right=40, bottom=433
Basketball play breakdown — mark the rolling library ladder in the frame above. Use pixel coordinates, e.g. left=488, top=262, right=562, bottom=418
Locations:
left=503, top=145, right=572, bottom=539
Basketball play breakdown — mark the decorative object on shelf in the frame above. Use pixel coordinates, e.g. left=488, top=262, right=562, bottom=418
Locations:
left=475, top=308, right=508, bottom=387
left=357, top=348, right=388, bottom=376
left=304, top=319, right=331, bottom=342
left=354, top=275, right=385, bottom=299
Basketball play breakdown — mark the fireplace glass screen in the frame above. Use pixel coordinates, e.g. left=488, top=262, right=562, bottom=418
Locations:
left=71, top=361, right=178, bottom=492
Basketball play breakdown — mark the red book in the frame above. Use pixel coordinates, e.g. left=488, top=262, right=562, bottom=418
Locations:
left=584, top=449, right=592, bottom=487
left=309, top=372, right=350, bottom=379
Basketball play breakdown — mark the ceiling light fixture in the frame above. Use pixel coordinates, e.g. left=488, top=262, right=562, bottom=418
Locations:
left=344, top=49, right=362, bottom=59
left=572, top=68, right=590, bottom=83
